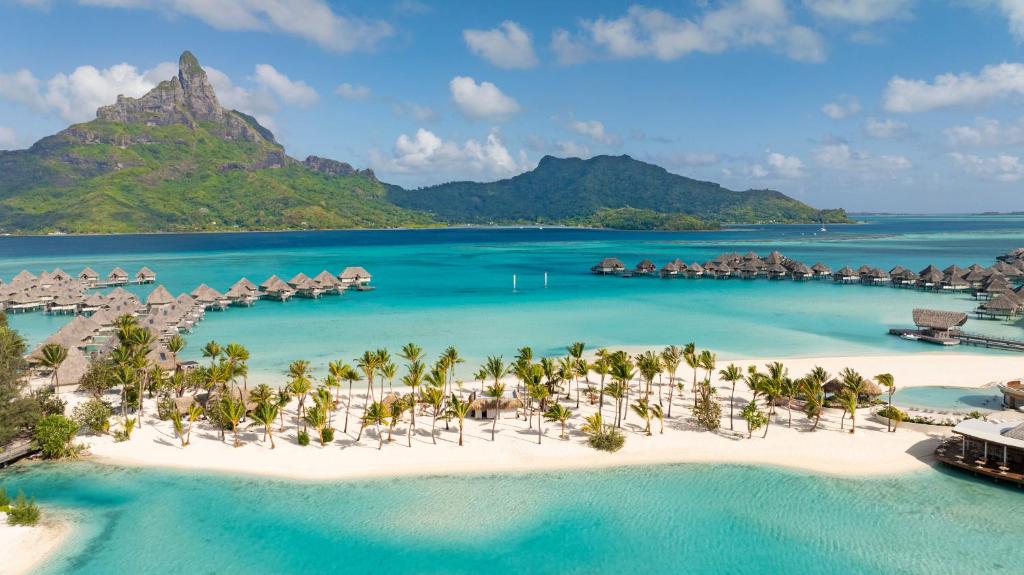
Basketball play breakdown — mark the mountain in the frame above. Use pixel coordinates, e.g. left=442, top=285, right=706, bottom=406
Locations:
left=0, top=51, right=432, bottom=233
left=388, top=155, right=849, bottom=230
left=0, top=50, right=847, bottom=234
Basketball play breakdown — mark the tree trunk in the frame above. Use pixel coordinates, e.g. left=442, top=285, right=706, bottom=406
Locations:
left=762, top=400, right=774, bottom=438
left=431, top=410, right=438, bottom=445
left=268, top=427, right=275, bottom=449
left=458, top=422, right=464, bottom=446
left=667, top=377, right=675, bottom=418
left=492, top=404, right=499, bottom=441
left=729, top=383, right=736, bottom=430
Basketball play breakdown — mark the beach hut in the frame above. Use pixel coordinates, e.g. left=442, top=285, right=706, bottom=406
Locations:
left=591, top=258, right=626, bottom=275
left=145, top=285, right=176, bottom=310
left=912, top=308, right=967, bottom=342
left=916, top=265, right=943, bottom=290
left=78, top=267, right=99, bottom=287
left=634, top=259, right=657, bottom=276
left=714, top=263, right=734, bottom=279
left=791, top=262, right=813, bottom=281
left=865, top=268, right=890, bottom=285
left=313, top=270, right=345, bottom=293
left=810, top=263, right=832, bottom=279
left=226, top=278, right=260, bottom=306
left=107, top=267, right=129, bottom=286
left=976, top=293, right=1022, bottom=319
left=737, top=261, right=760, bottom=279
left=687, top=262, right=705, bottom=278
left=339, top=267, right=374, bottom=290
left=190, top=284, right=229, bottom=310
left=288, top=273, right=324, bottom=299
left=259, top=276, right=295, bottom=301
left=834, top=266, right=858, bottom=284
left=135, top=267, right=157, bottom=284
left=468, top=396, right=524, bottom=419
left=766, top=263, right=788, bottom=280
left=659, top=259, right=684, bottom=278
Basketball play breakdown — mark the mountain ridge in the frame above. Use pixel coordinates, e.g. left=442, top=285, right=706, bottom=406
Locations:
left=0, top=50, right=847, bottom=234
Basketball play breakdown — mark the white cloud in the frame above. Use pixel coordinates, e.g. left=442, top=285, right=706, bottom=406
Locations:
left=949, top=151, right=1024, bottom=181
left=803, top=0, right=913, bottom=24
left=463, top=21, right=538, bottom=69
left=449, top=76, right=520, bottom=122
left=371, top=128, right=530, bottom=180
left=821, top=95, right=860, bottom=119
left=335, top=82, right=371, bottom=101
left=864, top=117, right=910, bottom=139
left=558, top=1, right=826, bottom=64
left=77, top=0, right=393, bottom=53
left=943, top=117, right=1024, bottom=147
left=253, top=64, right=318, bottom=107
left=0, top=59, right=316, bottom=131
left=0, top=126, right=17, bottom=149
left=883, top=62, right=1024, bottom=113
left=814, top=142, right=912, bottom=177
left=570, top=119, right=619, bottom=145
left=766, top=151, right=805, bottom=178
left=658, top=151, right=721, bottom=167
left=392, top=101, right=438, bottom=121
left=983, top=0, right=1024, bottom=41
left=555, top=140, right=591, bottom=158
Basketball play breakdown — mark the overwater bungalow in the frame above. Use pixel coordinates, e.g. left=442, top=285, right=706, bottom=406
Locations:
left=766, top=263, right=788, bottom=280
left=736, top=261, right=760, bottom=279
left=340, top=266, right=373, bottom=289
left=226, top=278, right=261, bottom=306
left=856, top=264, right=872, bottom=279
left=136, top=267, right=157, bottom=284
left=764, top=251, right=785, bottom=266
left=107, top=267, right=129, bottom=286
left=11, top=270, right=36, bottom=284
left=976, top=293, right=1022, bottom=320
left=78, top=267, right=99, bottom=287
left=942, top=272, right=969, bottom=291
left=634, top=259, right=657, bottom=276
left=313, top=270, right=345, bottom=294
left=687, top=262, right=705, bottom=278
left=917, top=265, right=943, bottom=290
left=912, top=308, right=967, bottom=344
left=975, top=276, right=1012, bottom=300
left=864, top=268, right=891, bottom=286
left=145, top=285, right=176, bottom=310
left=46, top=292, right=80, bottom=314
left=810, top=263, right=832, bottom=279
left=936, top=419, right=1024, bottom=485
left=962, top=267, right=989, bottom=288
left=191, top=284, right=229, bottom=310
left=7, top=291, right=43, bottom=313
left=288, top=273, right=324, bottom=299
left=50, top=268, right=72, bottom=283
left=259, top=275, right=296, bottom=301
left=79, top=293, right=106, bottom=315
left=791, top=262, right=813, bottom=281
left=993, top=261, right=1024, bottom=281
left=591, top=258, right=626, bottom=275
left=834, top=266, right=858, bottom=284
left=659, top=259, right=684, bottom=278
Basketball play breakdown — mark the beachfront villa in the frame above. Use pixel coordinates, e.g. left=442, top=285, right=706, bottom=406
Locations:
left=937, top=419, right=1024, bottom=484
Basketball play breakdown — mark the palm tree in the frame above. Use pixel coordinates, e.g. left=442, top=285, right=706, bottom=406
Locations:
left=38, top=343, right=68, bottom=396
left=400, top=342, right=424, bottom=363
left=386, top=396, right=408, bottom=444
left=806, top=366, right=829, bottom=430
left=224, top=342, right=250, bottom=395
left=604, top=382, right=626, bottom=428
left=779, top=376, right=797, bottom=427
left=250, top=401, right=280, bottom=448
left=164, top=333, right=185, bottom=367
left=650, top=402, right=664, bottom=434
left=609, top=355, right=635, bottom=427
left=482, top=356, right=508, bottom=441
left=876, top=373, right=896, bottom=432
left=128, top=327, right=155, bottom=428
left=718, top=363, right=743, bottom=431
left=201, top=341, right=222, bottom=368
left=287, top=360, right=313, bottom=422
left=758, top=361, right=787, bottom=438
left=841, top=389, right=859, bottom=434
left=593, top=348, right=610, bottom=412
left=304, top=399, right=329, bottom=446
left=683, top=342, right=698, bottom=407
left=544, top=403, right=572, bottom=439
left=337, top=364, right=361, bottom=434
left=529, top=380, right=550, bottom=444
left=447, top=394, right=471, bottom=446
left=420, top=385, right=445, bottom=445
left=360, top=401, right=389, bottom=450
left=218, top=393, right=246, bottom=447
left=275, top=387, right=291, bottom=432
left=580, top=412, right=605, bottom=436
left=631, top=398, right=653, bottom=435
left=840, top=368, right=867, bottom=434
left=799, top=376, right=824, bottom=431
left=356, top=350, right=383, bottom=440
left=402, top=359, right=425, bottom=429
left=381, top=361, right=398, bottom=395
left=567, top=341, right=585, bottom=400
left=250, top=383, right=274, bottom=405
left=660, top=345, right=683, bottom=415
left=185, top=403, right=203, bottom=446
left=441, top=346, right=463, bottom=399
left=636, top=351, right=661, bottom=399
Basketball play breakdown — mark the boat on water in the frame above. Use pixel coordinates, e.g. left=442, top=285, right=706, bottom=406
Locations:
left=900, top=333, right=920, bottom=341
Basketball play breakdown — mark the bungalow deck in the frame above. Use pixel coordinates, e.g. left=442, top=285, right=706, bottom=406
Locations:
left=934, top=438, right=1024, bottom=487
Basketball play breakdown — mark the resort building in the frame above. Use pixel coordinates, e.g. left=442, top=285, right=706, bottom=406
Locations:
left=635, top=259, right=657, bottom=276
left=999, top=380, right=1024, bottom=410
left=145, top=285, right=176, bottom=311
left=937, top=419, right=1024, bottom=484
left=339, top=267, right=373, bottom=289
left=912, top=308, right=967, bottom=344
left=259, top=276, right=296, bottom=301
left=590, top=258, right=626, bottom=275
left=288, top=273, right=324, bottom=299
left=78, top=267, right=100, bottom=287
left=136, top=267, right=157, bottom=284
left=107, top=267, right=129, bottom=286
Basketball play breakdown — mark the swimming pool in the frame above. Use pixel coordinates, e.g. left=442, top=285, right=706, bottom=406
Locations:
left=892, top=385, right=1005, bottom=414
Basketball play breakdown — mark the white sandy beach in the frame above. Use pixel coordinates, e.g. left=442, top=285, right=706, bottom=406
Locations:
left=0, top=516, right=70, bottom=575
left=71, top=352, right=1023, bottom=481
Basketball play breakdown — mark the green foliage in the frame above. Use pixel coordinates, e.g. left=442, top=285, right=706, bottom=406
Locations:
left=588, top=428, right=625, bottom=452
left=741, top=401, right=768, bottom=438
left=321, top=427, right=335, bottom=443
left=6, top=491, right=40, bottom=526
left=72, top=399, right=113, bottom=435
left=692, top=382, right=722, bottom=431
left=156, top=397, right=177, bottom=421
left=0, top=321, right=41, bottom=445
left=297, top=429, right=311, bottom=446
left=33, top=415, right=80, bottom=459
left=0, top=485, right=8, bottom=507
left=77, top=361, right=117, bottom=399
left=389, top=154, right=850, bottom=229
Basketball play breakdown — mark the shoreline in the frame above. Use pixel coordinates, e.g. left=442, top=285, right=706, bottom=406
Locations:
left=60, top=352, right=1020, bottom=483
left=0, top=513, right=72, bottom=575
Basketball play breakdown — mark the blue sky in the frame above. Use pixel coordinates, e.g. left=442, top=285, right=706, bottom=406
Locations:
left=2, top=0, right=1024, bottom=213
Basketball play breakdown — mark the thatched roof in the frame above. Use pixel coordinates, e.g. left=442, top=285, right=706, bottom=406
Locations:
left=146, top=285, right=175, bottom=306
left=340, top=266, right=372, bottom=281
left=688, top=262, right=705, bottom=273
left=313, top=270, right=342, bottom=287
left=12, top=270, right=36, bottom=283
left=811, top=263, right=832, bottom=273
left=190, top=283, right=224, bottom=302
left=837, top=266, right=856, bottom=276
left=108, top=267, right=128, bottom=279
left=79, top=267, right=99, bottom=280
left=136, top=266, right=156, bottom=279
left=791, top=263, right=813, bottom=275
left=635, top=259, right=656, bottom=272
left=981, top=294, right=1022, bottom=312
left=913, top=308, right=968, bottom=330
left=260, top=275, right=294, bottom=294
left=469, top=397, right=524, bottom=411
left=288, top=272, right=313, bottom=286
left=765, top=251, right=784, bottom=265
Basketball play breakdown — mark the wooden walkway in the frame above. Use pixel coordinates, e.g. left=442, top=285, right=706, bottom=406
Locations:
left=0, top=439, right=38, bottom=467
left=955, top=331, right=1024, bottom=352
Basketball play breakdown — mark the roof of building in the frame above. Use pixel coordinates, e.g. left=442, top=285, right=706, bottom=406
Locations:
left=912, top=308, right=968, bottom=330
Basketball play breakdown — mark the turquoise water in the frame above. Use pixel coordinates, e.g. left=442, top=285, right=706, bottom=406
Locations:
left=893, top=385, right=1006, bottom=413
left=2, top=215, right=1023, bottom=380
left=0, top=462, right=1020, bottom=574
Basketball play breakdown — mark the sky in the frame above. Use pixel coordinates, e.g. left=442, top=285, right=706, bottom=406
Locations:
left=1, top=0, right=1024, bottom=213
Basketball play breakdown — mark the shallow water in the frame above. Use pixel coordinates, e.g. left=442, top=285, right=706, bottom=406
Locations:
left=0, top=461, right=1020, bottom=575
left=2, top=215, right=1023, bottom=380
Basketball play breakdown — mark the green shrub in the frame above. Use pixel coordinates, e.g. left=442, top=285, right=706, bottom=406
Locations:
left=321, top=428, right=335, bottom=443
left=33, top=415, right=80, bottom=459
left=156, top=397, right=177, bottom=421
left=6, top=491, right=40, bottom=526
left=72, top=399, right=113, bottom=435
left=0, top=485, right=8, bottom=507
left=588, top=429, right=625, bottom=452
left=297, top=430, right=310, bottom=446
